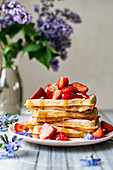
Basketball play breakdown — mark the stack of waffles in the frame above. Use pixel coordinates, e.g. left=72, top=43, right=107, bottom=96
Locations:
left=25, top=94, right=99, bottom=138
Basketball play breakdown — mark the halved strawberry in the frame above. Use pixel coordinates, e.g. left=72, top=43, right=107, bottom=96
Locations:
left=76, top=92, right=89, bottom=99
left=101, top=121, right=113, bottom=132
left=61, top=86, right=77, bottom=93
left=58, top=77, right=69, bottom=89
left=30, top=87, right=46, bottom=99
left=48, top=83, right=59, bottom=91
left=44, top=84, right=51, bottom=92
left=51, top=132, right=67, bottom=141
left=45, top=91, right=53, bottom=99
left=52, top=90, right=62, bottom=99
left=92, top=127, right=103, bottom=139
left=72, top=82, right=88, bottom=92
left=39, top=123, right=57, bottom=139
left=62, top=92, right=81, bottom=100
left=15, top=123, right=29, bottom=132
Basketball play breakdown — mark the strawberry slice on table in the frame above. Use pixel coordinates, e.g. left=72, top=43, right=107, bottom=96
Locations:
left=15, top=123, right=29, bottom=132
left=76, top=92, right=89, bottom=99
left=72, top=82, right=88, bottom=93
left=39, top=123, right=57, bottom=139
left=58, top=76, right=69, bottom=89
left=61, top=86, right=77, bottom=93
left=48, top=83, right=59, bottom=91
left=92, top=127, right=103, bottom=139
left=62, top=92, right=81, bottom=100
left=30, top=87, right=46, bottom=99
left=51, top=132, right=67, bottom=141
left=52, top=90, right=62, bottom=99
left=101, top=121, right=113, bottom=132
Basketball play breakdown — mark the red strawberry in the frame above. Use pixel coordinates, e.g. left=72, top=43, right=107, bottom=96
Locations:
left=39, top=123, right=57, bottom=139
left=58, top=77, right=69, bottom=89
left=101, top=121, right=113, bottom=132
left=52, top=90, right=62, bottom=99
left=92, top=127, right=103, bottom=139
left=30, top=87, right=46, bottom=99
left=76, top=92, right=89, bottom=99
left=62, top=92, right=81, bottom=100
left=44, top=84, right=51, bottom=92
left=45, top=91, right=53, bottom=99
left=72, top=82, right=88, bottom=92
left=61, top=86, right=77, bottom=93
left=48, top=83, right=59, bottom=91
left=15, top=123, right=29, bottom=132
left=51, top=132, right=67, bottom=141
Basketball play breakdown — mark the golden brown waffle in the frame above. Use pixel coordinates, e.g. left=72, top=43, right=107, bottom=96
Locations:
left=27, top=118, right=98, bottom=132
left=28, top=105, right=94, bottom=112
left=25, top=94, right=96, bottom=107
left=28, top=107, right=98, bottom=122
left=28, top=125, right=90, bottom=138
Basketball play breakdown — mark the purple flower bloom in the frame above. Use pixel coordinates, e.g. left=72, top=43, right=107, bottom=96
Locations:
left=32, top=5, right=39, bottom=12
left=80, top=154, right=102, bottom=166
left=1, top=1, right=32, bottom=27
left=0, top=114, right=18, bottom=131
left=83, top=133, right=98, bottom=140
left=16, top=131, right=32, bottom=138
left=50, top=58, right=59, bottom=71
left=0, top=136, right=23, bottom=160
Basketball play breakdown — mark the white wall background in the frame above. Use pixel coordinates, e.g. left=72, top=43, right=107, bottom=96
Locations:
left=1, top=0, right=113, bottom=109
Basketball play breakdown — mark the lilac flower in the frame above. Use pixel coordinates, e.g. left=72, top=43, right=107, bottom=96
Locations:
left=16, top=131, right=32, bottom=138
left=1, top=1, right=32, bottom=28
left=32, top=5, right=39, bottom=12
left=83, top=133, right=98, bottom=140
left=50, top=58, right=59, bottom=71
left=80, top=154, right=102, bottom=166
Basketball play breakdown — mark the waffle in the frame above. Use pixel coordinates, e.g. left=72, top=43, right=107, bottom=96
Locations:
left=25, top=94, right=96, bottom=107
left=28, top=124, right=96, bottom=138
left=32, top=107, right=98, bottom=120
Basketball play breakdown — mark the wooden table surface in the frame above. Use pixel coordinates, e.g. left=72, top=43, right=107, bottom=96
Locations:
left=0, top=110, right=113, bottom=170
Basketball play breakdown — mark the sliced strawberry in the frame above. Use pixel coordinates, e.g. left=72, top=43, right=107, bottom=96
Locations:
left=39, top=123, right=57, bottom=139
left=44, top=84, right=51, bottom=92
left=72, top=82, right=88, bottom=92
left=45, top=91, right=53, bottom=99
left=101, top=121, right=113, bottom=132
left=62, top=92, right=81, bottom=100
left=30, top=87, right=46, bottom=99
left=92, top=127, right=103, bottom=139
left=76, top=92, right=89, bottom=99
left=15, top=123, right=29, bottom=132
left=58, top=77, right=69, bottom=89
left=51, top=132, right=67, bottom=141
left=48, top=83, right=59, bottom=91
left=62, top=86, right=77, bottom=93
left=52, top=90, right=62, bottom=99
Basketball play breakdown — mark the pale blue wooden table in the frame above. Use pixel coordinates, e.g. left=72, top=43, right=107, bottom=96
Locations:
left=0, top=110, right=113, bottom=170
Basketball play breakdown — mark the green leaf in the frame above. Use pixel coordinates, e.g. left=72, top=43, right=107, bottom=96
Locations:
left=22, top=23, right=38, bottom=37
left=0, top=23, right=22, bottom=39
left=23, top=43, right=42, bottom=53
left=0, top=135, right=6, bottom=143
left=0, top=143, right=3, bottom=147
left=29, top=47, right=52, bottom=69
left=0, top=33, right=8, bottom=45
left=4, top=134, right=9, bottom=144
left=44, top=40, right=60, bottom=55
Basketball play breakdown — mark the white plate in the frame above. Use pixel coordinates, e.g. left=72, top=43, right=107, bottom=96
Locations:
left=8, top=123, right=113, bottom=147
